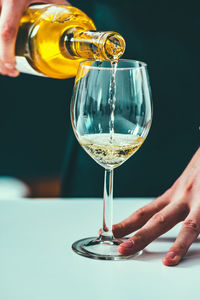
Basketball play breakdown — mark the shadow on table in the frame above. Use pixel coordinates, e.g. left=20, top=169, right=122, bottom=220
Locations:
left=131, top=237, right=200, bottom=268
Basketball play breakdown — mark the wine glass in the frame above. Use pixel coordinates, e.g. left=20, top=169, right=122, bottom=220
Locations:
left=71, top=59, right=152, bottom=260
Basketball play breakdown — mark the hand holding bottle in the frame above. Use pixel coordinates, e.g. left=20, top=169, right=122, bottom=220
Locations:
left=0, top=0, right=70, bottom=77
left=113, top=147, right=200, bottom=266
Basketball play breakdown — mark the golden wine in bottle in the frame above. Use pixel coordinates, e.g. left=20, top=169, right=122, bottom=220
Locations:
left=15, top=4, right=126, bottom=79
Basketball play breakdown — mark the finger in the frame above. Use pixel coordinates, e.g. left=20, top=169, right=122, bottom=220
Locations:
left=112, top=195, right=169, bottom=238
left=0, top=0, right=25, bottom=75
left=162, top=209, right=200, bottom=266
left=0, top=58, right=18, bottom=76
left=118, top=201, right=189, bottom=255
left=0, top=61, right=19, bottom=76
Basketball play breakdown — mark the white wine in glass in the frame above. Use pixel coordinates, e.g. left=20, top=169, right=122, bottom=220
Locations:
left=79, top=133, right=144, bottom=168
left=71, top=59, right=152, bottom=260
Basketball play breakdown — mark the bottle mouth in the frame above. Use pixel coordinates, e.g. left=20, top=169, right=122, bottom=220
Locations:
left=100, top=32, right=126, bottom=61
left=60, top=28, right=126, bottom=61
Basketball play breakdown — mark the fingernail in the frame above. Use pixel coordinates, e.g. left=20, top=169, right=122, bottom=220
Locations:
left=120, top=240, right=134, bottom=248
left=5, top=63, right=15, bottom=69
left=165, top=252, right=176, bottom=259
left=113, top=223, right=122, bottom=230
left=163, top=252, right=181, bottom=266
left=9, top=71, right=19, bottom=77
left=112, top=224, right=117, bottom=231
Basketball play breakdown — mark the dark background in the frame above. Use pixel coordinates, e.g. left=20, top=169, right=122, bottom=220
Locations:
left=0, top=0, right=199, bottom=197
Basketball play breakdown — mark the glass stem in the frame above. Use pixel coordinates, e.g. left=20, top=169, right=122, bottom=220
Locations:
left=100, top=168, right=114, bottom=241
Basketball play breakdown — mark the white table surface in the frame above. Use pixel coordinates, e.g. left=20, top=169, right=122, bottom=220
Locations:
left=0, top=198, right=199, bottom=300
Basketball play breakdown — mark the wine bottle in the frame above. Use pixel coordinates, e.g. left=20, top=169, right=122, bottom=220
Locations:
left=15, top=4, right=126, bottom=79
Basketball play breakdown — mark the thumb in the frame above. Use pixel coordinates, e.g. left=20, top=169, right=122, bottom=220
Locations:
left=0, top=0, right=25, bottom=76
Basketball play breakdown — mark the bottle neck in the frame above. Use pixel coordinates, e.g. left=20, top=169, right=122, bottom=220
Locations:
left=60, top=28, right=125, bottom=61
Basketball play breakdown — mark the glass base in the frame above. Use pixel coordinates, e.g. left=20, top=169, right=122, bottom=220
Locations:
left=72, top=236, right=142, bottom=260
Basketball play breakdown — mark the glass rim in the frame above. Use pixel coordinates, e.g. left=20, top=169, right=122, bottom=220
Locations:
left=79, top=59, right=147, bottom=71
